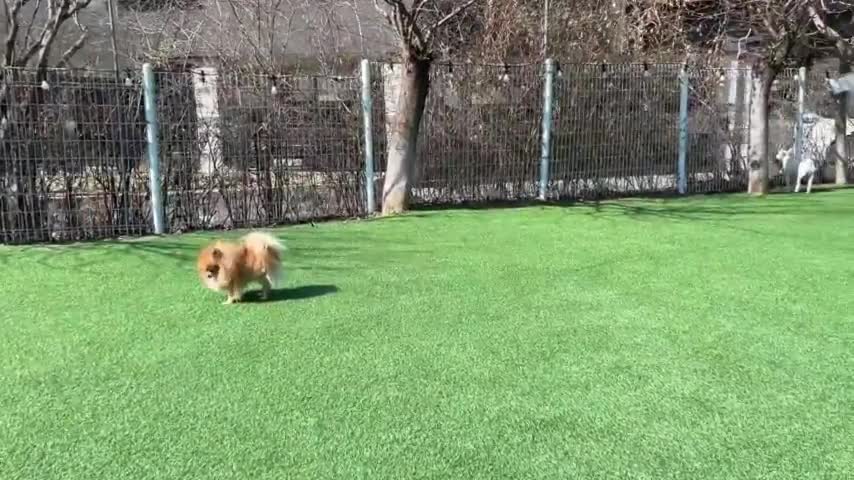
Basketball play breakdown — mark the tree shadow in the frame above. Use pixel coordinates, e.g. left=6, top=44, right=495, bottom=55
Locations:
left=241, top=284, right=339, bottom=303
left=767, top=184, right=854, bottom=195
left=575, top=194, right=854, bottom=247
left=0, top=228, right=369, bottom=271
left=401, top=183, right=854, bottom=218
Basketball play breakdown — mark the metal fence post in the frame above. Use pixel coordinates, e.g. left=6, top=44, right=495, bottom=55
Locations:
left=539, top=58, right=556, bottom=200
left=142, top=63, right=165, bottom=235
left=795, top=66, right=806, bottom=165
left=359, top=59, right=376, bottom=214
left=677, top=66, right=689, bottom=195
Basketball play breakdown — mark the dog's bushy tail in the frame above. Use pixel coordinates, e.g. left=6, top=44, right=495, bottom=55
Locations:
left=242, top=231, right=285, bottom=286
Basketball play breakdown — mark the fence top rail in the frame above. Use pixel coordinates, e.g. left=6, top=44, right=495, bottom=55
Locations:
left=0, top=66, right=359, bottom=81
left=371, top=60, right=794, bottom=70
left=1, top=61, right=824, bottom=78
left=1, top=66, right=131, bottom=76
left=154, top=69, right=359, bottom=80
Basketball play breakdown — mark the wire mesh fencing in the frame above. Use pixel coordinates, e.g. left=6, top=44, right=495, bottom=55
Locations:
left=415, top=63, right=543, bottom=204
left=1, top=60, right=847, bottom=244
left=550, top=64, right=684, bottom=198
left=683, top=65, right=751, bottom=194
left=154, top=68, right=364, bottom=233
left=0, top=68, right=150, bottom=243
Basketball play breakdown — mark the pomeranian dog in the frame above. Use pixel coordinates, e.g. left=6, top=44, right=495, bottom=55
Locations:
left=196, top=231, right=285, bottom=304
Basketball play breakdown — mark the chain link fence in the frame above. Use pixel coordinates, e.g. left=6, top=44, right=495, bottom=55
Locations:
left=0, top=61, right=848, bottom=244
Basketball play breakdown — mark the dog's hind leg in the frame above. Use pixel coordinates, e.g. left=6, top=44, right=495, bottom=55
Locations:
left=806, top=172, right=814, bottom=193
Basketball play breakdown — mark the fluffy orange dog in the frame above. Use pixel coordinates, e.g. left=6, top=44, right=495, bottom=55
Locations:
left=196, top=231, right=285, bottom=304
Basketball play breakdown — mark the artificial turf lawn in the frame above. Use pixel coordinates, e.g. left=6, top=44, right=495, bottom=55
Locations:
left=1, top=190, right=853, bottom=479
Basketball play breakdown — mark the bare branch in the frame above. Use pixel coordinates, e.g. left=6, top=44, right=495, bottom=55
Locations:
left=55, top=13, right=88, bottom=67
left=373, top=0, right=394, bottom=27
left=808, top=3, right=854, bottom=58
left=430, top=0, right=477, bottom=32
left=21, top=0, right=45, bottom=55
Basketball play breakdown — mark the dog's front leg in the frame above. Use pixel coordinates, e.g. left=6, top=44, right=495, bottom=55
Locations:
left=806, top=172, right=814, bottom=193
left=224, top=286, right=243, bottom=304
left=259, top=276, right=273, bottom=300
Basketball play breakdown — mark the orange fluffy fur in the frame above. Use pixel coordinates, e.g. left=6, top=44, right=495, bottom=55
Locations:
left=196, top=231, right=285, bottom=304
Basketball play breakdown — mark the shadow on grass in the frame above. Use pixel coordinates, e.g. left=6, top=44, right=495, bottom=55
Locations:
left=404, top=183, right=854, bottom=219
left=402, top=182, right=768, bottom=213
left=241, top=284, right=339, bottom=303
left=581, top=193, right=852, bottom=221
left=0, top=228, right=377, bottom=271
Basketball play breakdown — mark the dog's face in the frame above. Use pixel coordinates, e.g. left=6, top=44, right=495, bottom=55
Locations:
left=197, top=245, right=227, bottom=291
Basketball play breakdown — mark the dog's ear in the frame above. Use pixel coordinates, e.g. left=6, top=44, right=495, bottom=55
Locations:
left=212, top=247, right=222, bottom=260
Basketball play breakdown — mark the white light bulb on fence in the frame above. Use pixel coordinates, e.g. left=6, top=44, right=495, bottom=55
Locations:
left=124, top=77, right=133, bottom=87
left=40, top=80, right=50, bottom=91
left=271, top=85, right=278, bottom=95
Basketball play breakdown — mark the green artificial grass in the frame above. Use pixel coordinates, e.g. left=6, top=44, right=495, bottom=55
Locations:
left=1, top=190, right=853, bottom=479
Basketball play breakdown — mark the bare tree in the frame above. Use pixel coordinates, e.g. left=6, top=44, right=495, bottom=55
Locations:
left=124, top=0, right=367, bottom=74
left=2, top=0, right=94, bottom=123
left=434, top=0, right=714, bottom=64
left=372, top=0, right=477, bottom=215
left=2, top=0, right=93, bottom=70
left=1, top=0, right=95, bottom=152
left=808, top=2, right=854, bottom=185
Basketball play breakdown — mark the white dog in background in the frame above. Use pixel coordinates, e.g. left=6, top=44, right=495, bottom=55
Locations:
left=775, top=146, right=816, bottom=193
left=774, top=112, right=854, bottom=193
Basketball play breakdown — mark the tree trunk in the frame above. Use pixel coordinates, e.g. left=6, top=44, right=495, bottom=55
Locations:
left=834, top=59, right=851, bottom=185
left=381, top=52, right=430, bottom=216
left=747, top=67, right=775, bottom=195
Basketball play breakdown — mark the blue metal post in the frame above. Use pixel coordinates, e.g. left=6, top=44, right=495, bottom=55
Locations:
left=539, top=58, right=556, bottom=200
left=142, top=63, right=165, bottom=234
left=795, top=66, right=806, bottom=165
left=360, top=59, right=376, bottom=214
left=677, top=66, right=689, bottom=195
